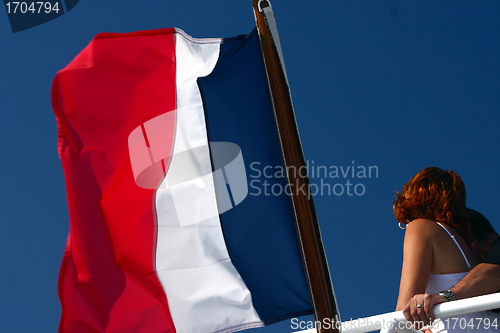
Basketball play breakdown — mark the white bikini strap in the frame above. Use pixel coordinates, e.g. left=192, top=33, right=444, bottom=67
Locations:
left=436, top=222, right=471, bottom=269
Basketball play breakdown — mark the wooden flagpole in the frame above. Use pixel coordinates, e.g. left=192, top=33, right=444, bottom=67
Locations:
left=251, top=1, right=340, bottom=332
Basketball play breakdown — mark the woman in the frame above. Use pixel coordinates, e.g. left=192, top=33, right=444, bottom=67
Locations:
left=393, top=167, right=498, bottom=333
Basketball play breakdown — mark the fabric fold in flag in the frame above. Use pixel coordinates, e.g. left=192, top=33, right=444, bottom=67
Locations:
left=53, top=27, right=312, bottom=333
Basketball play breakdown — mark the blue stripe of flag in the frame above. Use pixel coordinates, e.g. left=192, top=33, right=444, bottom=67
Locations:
left=198, top=28, right=312, bottom=324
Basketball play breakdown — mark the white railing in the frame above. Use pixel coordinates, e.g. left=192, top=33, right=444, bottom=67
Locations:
left=293, top=292, right=500, bottom=333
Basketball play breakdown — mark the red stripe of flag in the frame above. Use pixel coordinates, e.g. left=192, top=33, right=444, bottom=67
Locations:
left=53, top=29, right=178, bottom=332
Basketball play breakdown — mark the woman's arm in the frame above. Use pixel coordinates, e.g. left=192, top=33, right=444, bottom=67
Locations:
left=395, top=219, right=434, bottom=311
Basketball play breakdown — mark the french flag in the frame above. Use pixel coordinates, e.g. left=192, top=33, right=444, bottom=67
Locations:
left=52, top=28, right=312, bottom=333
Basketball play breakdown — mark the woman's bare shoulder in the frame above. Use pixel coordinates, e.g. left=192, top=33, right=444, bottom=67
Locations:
left=406, top=218, right=439, bottom=228
left=405, top=219, right=441, bottom=237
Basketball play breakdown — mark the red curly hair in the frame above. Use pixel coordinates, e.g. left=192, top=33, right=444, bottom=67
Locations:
left=393, top=167, right=471, bottom=244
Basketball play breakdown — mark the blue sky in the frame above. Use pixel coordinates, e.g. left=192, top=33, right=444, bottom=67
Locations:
left=1, top=1, right=499, bottom=332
